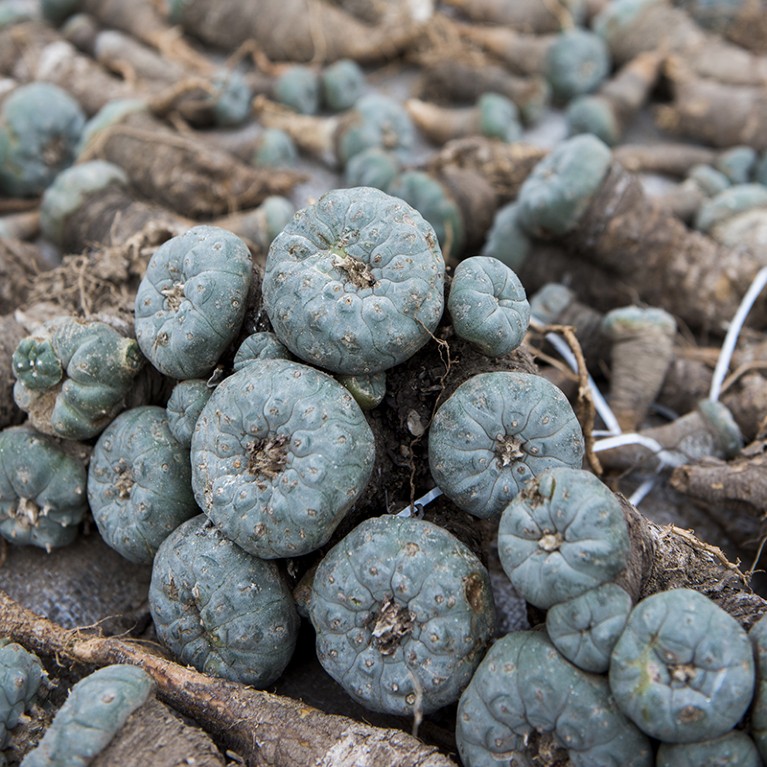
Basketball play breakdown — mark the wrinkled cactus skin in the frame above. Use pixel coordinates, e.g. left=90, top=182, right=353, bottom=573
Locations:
left=656, top=730, right=762, bottom=767
left=149, top=515, right=300, bottom=688
left=456, top=629, right=652, bottom=767
left=87, top=406, right=198, bottom=565
left=447, top=256, right=531, bottom=358
left=20, top=664, right=154, bottom=767
left=546, top=582, right=633, bottom=673
left=134, top=225, right=253, bottom=380
left=0, top=424, right=87, bottom=551
left=12, top=316, right=144, bottom=441
left=0, top=641, right=43, bottom=749
left=262, top=186, right=445, bottom=375
left=191, top=359, right=375, bottom=559
left=497, top=467, right=631, bottom=610
left=428, top=372, right=585, bottom=519
left=309, top=514, right=496, bottom=716
left=165, top=378, right=214, bottom=448
left=747, top=610, right=767, bottom=761
left=609, top=588, right=755, bottom=743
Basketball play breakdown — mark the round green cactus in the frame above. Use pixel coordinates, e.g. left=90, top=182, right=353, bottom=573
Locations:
left=480, top=201, right=533, bottom=273
left=232, top=331, right=292, bottom=372
left=12, top=316, right=145, bottom=441
left=320, top=58, right=366, bottom=113
left=497, top=467, right=630, bottom=610
left=545, top=28, right=611, bottom=102
left=0, top=424, right=87, bottom=551
left=456, top=629, right=653, bottom=767
left=165, top=379, right=214, bottom=448
left=343, top=147, right=402, bottom=192
left=428, top=372, right=585, bottom=519
left=273, top=65, right=321, bottom=115
left=386, top=169, right=466, bottom=263
left=134, top=225, right=253, bottom=380
left=609, top=588, right=755, bottom=743
left=476, top=92, right=523, bottom=142
left=190, top=359, right=375, bottom=559
left=447, top=256, right=531, bottom=358
left=262, top=186, right=445, bottom=375
left=516, top=133, right=612, bottom=239
left=0, top=82, right=85, bottom=198
left=566, top=94, right=621, bottom=146
left=87, top=406, right=198, bottom=564
left=39, top=160, right=128, bottom=248
left=545, top=582, right=633, bottom=673
left=149, top=514, right=300, bottom=687
left=0, top=641, right=44, bottom=749
left=336, top=94, right=415, bottom=166
left=309, top=513, right=496, bottom=716
left=208, top=68, right=252, bottom=127
left=20, top=664, right=154, bottom=767
left=252, top=128, right=298, bottom=168
left=656, top=731, right=762, bottom=767
left=714, top=145, right=757, bottom=184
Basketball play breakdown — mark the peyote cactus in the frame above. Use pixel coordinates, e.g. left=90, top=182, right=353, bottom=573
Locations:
left=609, top=587, right=755, bottom=743
left=0, top=82, right=85, bottom=198
left=545, top=582, right=633, bottom=673
left=134, top=225, right=253, bottom=380
left=335, top=371, right=387, bottom=411
left=497, top=467, right=631, bottom=610
left=165, top=379, right=214, bottom=448
left=0, top=641, right=44, bottom=749
left=308, top=513, right=496, bottom=716
left=320, top=58, right=366, bottom=112
left=428, top=372, right=585, bottom=519
left=516, top=132, right=613, bottom=238
left=190, top=358, right=375, bottom=559
left=447, top=256, right=531, bottom=358
left=262, top=186, right=445, bottom=375
left=0, top=424, right=88, bottom=551
left=272, top=64, right=321, bottom=115
left=232, top=331, right=292, bottom=372
left=149, top=514, right=300, bottom=687
left=456, top=629, right=653, bottom=767
left=747, top=609, right=767, bottom=761
left=544, top=28, right=611, bottom=102
left=20, top=664, right=154, bottom=767
left=12, top=316, right=145, bottom=441
left=87, top=405, right=199, bottom=565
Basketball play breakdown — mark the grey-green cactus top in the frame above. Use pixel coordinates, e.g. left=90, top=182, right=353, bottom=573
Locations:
left=309, top=513, right=496, bottom=716
left=262, top=186, right=445, bottom=375
left=190, top=358, right=375, bottom=559
left=0, top=641, right=44, bottom=749
left=134, top=225, right=253, bottom=380
left=428, top=372, right=585, bottom=519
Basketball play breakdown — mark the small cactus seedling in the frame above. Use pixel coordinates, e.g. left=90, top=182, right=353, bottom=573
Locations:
left=609, top=587, right=755, bottom=743
left=497, top=467, right=631, bottom=610
left=272, top=64, right=321, bottom=115
left=456, top=629, right=653, bottom=767
left=0, top=81, right=85, bottom=197
left=320, top=58, right=366, bottom=112
left=428, top=372, right=585, bottom=519
left=12, top=315, right=145, bottom=441
left=165, top=379, right=214, bottom=448
left=232, top=332, right=292, bottom=373
left=545, top=582, right=633, bottom=673
left=447, top=255, right=531, bottom=358
left=87, top=405, right=199, bottom=565
left=190, top=359, right=375, bottom=559
left=134, top=225, right=252, bottom=380
left=748, top=609, right=767, bottom=761
left=20, top=664, right=154, bottom=767
left=262, top=186, right=445, bottom=375
left=309, top=513, right=496, bottom=716
left=149, top=515, right=300, bottom=688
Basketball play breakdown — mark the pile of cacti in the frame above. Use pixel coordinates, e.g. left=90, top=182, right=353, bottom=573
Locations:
left=3, top=1, right=767, bottom=765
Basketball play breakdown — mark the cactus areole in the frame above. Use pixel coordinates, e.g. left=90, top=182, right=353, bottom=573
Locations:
left=262, top=186, right=445, bottom=375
